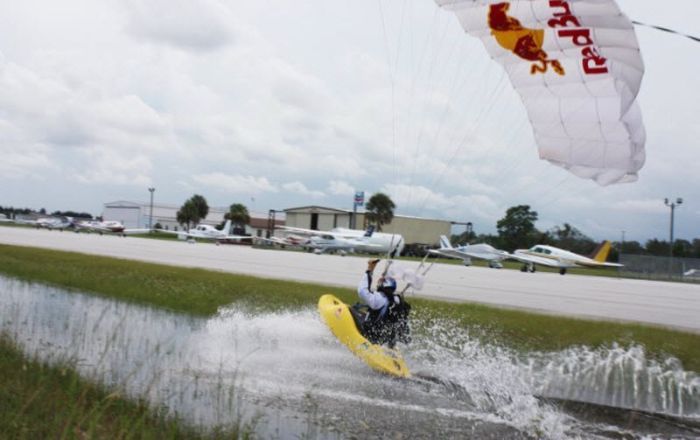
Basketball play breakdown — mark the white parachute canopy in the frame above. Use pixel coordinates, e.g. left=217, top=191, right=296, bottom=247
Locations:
left=436, top=0, right=646, bottom=185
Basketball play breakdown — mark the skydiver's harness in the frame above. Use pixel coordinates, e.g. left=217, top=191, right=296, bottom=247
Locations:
left=353, top=270, right=411, bottom=346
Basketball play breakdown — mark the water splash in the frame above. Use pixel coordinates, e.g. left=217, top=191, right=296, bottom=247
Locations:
left=1, top=276, right=699, bottom=439
left=523, top=344, right=700, bottom=417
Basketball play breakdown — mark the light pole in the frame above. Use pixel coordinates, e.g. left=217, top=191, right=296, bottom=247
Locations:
left=148, top=187, right=155, bottom=230
left=620, top=230, right=625, bottom=254
left=664, top=197, right=683, bottom=277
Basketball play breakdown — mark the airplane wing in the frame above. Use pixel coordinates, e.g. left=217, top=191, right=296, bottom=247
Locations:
left=218, top=234, right=255, bottom=240
left=429, top=245, right=507, bottom=262
left=575, top=261, right=624, bottom=268
left=508, top=253, right=568, bottom=268
left=279, top=226, right=346, bottom=238
left=429, top=248, right=474, bottom=260
left=122, top=228, right=153, bottom=235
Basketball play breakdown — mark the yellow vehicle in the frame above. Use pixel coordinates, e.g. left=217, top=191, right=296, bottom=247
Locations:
left=318, top=294, right=409, bottom=378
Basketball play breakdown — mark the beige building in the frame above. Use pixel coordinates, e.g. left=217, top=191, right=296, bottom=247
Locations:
left=284, top=206, right=451, bottom=245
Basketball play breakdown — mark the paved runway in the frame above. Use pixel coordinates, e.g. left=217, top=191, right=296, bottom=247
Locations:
left=2, top=226, right=699, bottom=333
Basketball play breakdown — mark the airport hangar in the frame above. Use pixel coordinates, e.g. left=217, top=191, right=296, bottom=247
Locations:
left=282, top=205, right=451, bottom=246
left=103, top=202, right=452, bottom=246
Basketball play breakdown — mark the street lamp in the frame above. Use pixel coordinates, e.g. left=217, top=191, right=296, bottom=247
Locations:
left=148, top=187, right=155, bottom=230
left=664, top=197, right=683, bottom=277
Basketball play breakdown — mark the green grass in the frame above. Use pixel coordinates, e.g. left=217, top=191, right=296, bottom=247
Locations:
left=0, top=334, right=248, bottom=439
left=0, top=244, right=698, bottom=372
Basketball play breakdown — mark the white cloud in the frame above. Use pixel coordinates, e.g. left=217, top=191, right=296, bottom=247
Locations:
left=0, top=0, right=698, bottom=241
left=282, top=181, right=325, bottom=198
left=192, top=173, right=278, bottom=195
left=614, top=199, right=672, bottom=215
left=74, top=149, right=152, bottom=186
left=124, top=0, right=235, bottom=51
left=328, top=180, right=355, bottom=196
left=381, top=183, right=501, bottom=223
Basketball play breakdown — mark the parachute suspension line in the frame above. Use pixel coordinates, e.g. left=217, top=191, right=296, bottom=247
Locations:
left=420, top=69, right=508, bottom=201
left=402, top=7, right=441, bottom=152
left=398, top=7, right=440, bottom=205
left=486, top=117, right=532, bottom=183
left=377, top=0, right=397, bottom=185
left=428, top=51, right=494, bottom=168
left=412, top=70, right=509, bottom=215
left=632, top=20, right=700, bottom=43
left=403, top=15, right=455, bottom=211
left=401, top=54, right=504, bottom=222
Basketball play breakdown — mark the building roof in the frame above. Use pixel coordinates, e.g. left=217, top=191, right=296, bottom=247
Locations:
left=284, top=205, right=351, bottom=214
left=283, top=205, right=450, bottom=223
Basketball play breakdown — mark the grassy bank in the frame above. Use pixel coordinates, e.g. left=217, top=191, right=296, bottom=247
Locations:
left=0, top=334, right=246, bottom=439
left=1, top=244, right=698, bottom=372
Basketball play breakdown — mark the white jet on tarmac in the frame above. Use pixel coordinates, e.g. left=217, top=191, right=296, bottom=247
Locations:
left=280, top=225, right=404, bottom=256
left=429, top=235, right=508, bottom=268
left=74, top=220, right=150, bottom=236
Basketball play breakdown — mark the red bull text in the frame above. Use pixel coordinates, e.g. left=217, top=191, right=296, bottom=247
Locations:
left=488, top=1, right=609, bottom=76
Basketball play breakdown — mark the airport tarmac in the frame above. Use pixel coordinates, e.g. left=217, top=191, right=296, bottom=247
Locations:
left=2, top=226, right=699, bottom=333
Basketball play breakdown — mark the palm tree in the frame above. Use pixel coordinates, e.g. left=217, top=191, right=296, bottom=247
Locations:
left=176, top=200, right=198, bottom=230
left=225, top=203, right=250, bottom=234
left=365, top=193, right=395, bottom=231
left=190, top=194, right=209, bottom=221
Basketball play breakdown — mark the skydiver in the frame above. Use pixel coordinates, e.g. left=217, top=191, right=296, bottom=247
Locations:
left=353, top=259, right=411, bottom=348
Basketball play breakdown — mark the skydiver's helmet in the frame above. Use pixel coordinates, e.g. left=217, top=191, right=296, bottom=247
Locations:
left=377, top=277, right=397, bottom=295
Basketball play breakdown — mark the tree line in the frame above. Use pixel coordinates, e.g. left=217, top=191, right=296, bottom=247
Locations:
left=0, top=206, right=93, bottom=219
left=451, top=204, right=700, bottom=260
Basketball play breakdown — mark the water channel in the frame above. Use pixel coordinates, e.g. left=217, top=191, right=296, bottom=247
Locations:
left=1, top=276, right=699, bottom=438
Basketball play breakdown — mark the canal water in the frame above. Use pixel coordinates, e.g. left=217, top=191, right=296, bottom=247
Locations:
left=1, top=276, right=698, bottom=438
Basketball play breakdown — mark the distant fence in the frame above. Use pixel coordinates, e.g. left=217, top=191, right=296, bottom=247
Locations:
left=620, top=253, right=700, bottom=283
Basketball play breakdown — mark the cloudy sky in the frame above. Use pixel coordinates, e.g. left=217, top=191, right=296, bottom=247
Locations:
left=0, top=0, right=697, bottom=242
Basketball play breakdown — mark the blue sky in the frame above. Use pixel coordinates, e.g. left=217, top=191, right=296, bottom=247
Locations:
left=0, top=0, right=697, bottom=242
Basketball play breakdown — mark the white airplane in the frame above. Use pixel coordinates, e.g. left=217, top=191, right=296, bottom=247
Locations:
left=74, top=220, right=149, bottom=236
left=257, top=234, right=311, bottom=248
left=155, top=220, right=254, bottom=245
left=512, top=241, right=623, bottom=275
left=11, top=216, right=74, bottom=230
left=429, top=235, right=508, bottom=268
left=280, top=225, right=405, bottom=256
left=36, top=216, right=74, bottom=230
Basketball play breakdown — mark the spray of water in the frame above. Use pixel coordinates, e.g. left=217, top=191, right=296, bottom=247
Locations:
left=1, top=276, right=698, bottom=439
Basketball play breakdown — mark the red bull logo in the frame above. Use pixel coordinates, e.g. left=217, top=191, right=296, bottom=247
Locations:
left=488, top=1, right=609, bottom=76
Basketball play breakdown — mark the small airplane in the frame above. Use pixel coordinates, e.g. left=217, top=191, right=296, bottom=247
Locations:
left=36, top=216, right=74, bottom=230
left=512, top=241, right=623, bottom=275
left=74, top=220, right=149, bottom=236
left=279, top=225, right=405, bottom=256
left=429, top=235, right=508, bottom=268
left=155, top=220, right=254, bottom=245
left=257, top=234, right=311, bottom=248
left=11, top=216, right=75, bottom=230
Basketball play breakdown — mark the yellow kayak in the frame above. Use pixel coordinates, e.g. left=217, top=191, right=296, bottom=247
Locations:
left=318, top=294, right=410, bottom=378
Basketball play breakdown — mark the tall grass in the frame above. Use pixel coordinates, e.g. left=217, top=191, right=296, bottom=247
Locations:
left=0, top=334, right=252, bottom=439
left=1, top=243, right=698, bottom=371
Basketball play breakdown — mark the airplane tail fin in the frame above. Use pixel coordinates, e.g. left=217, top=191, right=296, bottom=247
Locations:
left=590, top=240, right=612, bottom=262
left=364, top=225, right=375, bottom=237
left=439, top=235, right=453, bottom=249
left=223, top=219, right=232, bottom=234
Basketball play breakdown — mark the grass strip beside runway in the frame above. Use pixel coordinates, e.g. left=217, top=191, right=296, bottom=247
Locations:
left=0, top=335, right=249, bottom=439
left=1, top=244, right=699, bottom=372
